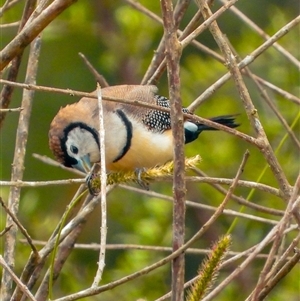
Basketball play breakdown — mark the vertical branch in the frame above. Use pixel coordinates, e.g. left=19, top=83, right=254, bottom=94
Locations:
left=160, top=1, right=185, bottom=301
left=92, top=84, right=107, bottom=287
left=141, top=0, right=190, bottom=85
left=0, top=0, right=37, bottom=129
left=1, top=35, right=42, bottom=301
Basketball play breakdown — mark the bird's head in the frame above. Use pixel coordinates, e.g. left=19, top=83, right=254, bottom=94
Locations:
left=49, top=103, right=100, bottom=173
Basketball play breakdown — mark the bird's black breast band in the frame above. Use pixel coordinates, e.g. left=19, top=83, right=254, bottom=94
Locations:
left=113, top=109, right=133, bottom=163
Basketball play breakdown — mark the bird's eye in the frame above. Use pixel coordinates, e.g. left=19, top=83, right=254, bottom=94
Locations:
left=70, top=145, right=79, bottom=154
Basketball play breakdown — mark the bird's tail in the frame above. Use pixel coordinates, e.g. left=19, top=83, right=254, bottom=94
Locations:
left=184, top=115, right=239, bottom=144
left=198, top=114, right=239, bottom=131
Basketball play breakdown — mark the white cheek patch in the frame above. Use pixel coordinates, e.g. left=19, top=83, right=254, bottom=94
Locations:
left=66, top=128, right=99, bottom=161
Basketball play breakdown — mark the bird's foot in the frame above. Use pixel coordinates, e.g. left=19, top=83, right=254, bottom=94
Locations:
left=135, top=168, right=150, bottom=190
left=86, top=169, right=101, bottom=196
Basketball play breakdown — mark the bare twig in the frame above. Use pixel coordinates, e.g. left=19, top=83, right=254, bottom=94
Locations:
left=0, top=175, right=281, bottom=198
left=0, top=107, right=23, bottom=112
left=0, top=256, right=37, bottom=301
left=196, top=0, right=294, bottom=208
left=35, top=226, right=83, bottom=300
left=242, top=66, right=300, bottom=150
left=1, top=35, right=41, bottom=300
left=251, top=175, right=300, bottom=300
left=0, top=197, right=39, bottom=256
left=257, top=248, right=300, bottom=300
left=119, top=185, right=283, bottom=223
left=78, top=53, right=109, bottom=87
left=188, top=15, right=300, bottom=110
left=91, top=84, right=108, bottom=287
left=24, top=240, right=294, bottom=260
left=245, top=232, right=300, bottom=301
left=0, top=0, right=37, bottom=129
left=0, top=0, right=23, bottom=16
left=0, top=0, right=77, bottom=71
left=161, top=1, right=185, bottom=300
left=0, top=225, right=13, bottom=237
left=0, top=21, right=20, bottom=28
left=146, top=0, right=239, bottom=85
left=219, top=0, right=300, bottom=69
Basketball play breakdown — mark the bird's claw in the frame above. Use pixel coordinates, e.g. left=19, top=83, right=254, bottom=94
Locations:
left=135, top=168, right=150, bottom=190
left=86, top=172, right=101, bottom=196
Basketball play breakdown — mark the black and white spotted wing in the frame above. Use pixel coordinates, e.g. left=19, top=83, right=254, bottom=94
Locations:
left=142, top=95, right=191, bottom=133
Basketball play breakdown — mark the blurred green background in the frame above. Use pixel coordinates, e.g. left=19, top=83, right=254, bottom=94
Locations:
left=0, top=0, right=299, bottom=300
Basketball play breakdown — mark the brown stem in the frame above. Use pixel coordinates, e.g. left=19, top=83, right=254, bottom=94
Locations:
left=161, top=0, right=185, bottom=300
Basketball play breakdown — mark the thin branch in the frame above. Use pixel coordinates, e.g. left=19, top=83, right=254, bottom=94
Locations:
left=0, top=78, right=258, bottom=148
left=0, top=175, right=281, bottom=198
left=241, top=66, right=300, bottom=151
left=245, top=232, right=300, bottom=301
left=190, top=168, right=283, bottom=214
left=0, top=225, right=13, bottom=237
left=0, top=197, right=39, bottom=256
left=34, top=225, right=84, bottom=301
left=0, top=107, right=23, bottom=112
left=0, top=179, right=85, bottom=187
left=91, top=85, right=107, bottom=287
left=0, top=0, right=77, bottom=71
left=119, top=185, right=283, bottom=224
left=78, top=53, right=109, bottom=87
left=0, top=21, right=20, bottom=28
left=161, top=0, right=185, bottom=300
left=257, top=248, right=300, bottom=300
left=188, top=15, right=300, bottom=111
left=219, top=0, right=300, bottom=69
left=1, top=35, right=41, bottom=300
left=197, top=0, right=294, bottom=209
left=251, top=175, right=300, bottom=300
left=0, top=256, right=37, bottom=301
left=24, top=240, right=293, bottom=260
left=11, top=190, right=100, bottom=301
left=146, top=0, right=240, bottom=85
left=0, top=0, right=37, bottom=129
left=253, top=76, right=300, bottom=105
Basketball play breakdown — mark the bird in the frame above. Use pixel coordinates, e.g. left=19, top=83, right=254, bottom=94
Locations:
left=49, top=85, right=238, bottom=174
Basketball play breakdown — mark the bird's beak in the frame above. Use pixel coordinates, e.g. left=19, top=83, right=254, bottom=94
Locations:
left=72, top=155, right=92, bottom=174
